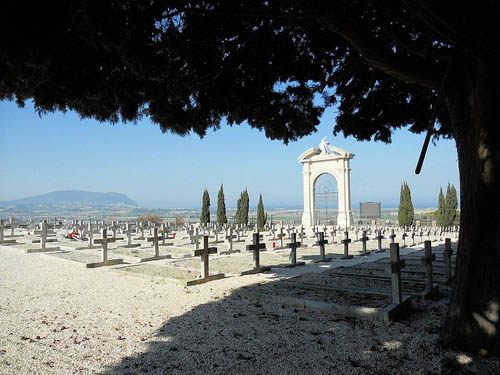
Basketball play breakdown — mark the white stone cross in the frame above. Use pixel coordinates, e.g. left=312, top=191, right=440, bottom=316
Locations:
left=225, top=227, right=237, bottom=252
left=147, top=227, right=164, bottom=258
left=126, top=223, right=133, bottom=247
left=190, top=227, right=200, bottom=250
left=161, top=223, right=168, bottom=245
left=87, top=223, right=95, bottom=248
left=9, top=217, right=15, bottom=236
left=40, top=221, right=48, bottom=250
left=140, top=222, right=146, bottom=239
left=111, top=221, right=119, bottom=239
left=94, top=228, right=116, bottom=262
left=278, top=226, right=285, bottom=248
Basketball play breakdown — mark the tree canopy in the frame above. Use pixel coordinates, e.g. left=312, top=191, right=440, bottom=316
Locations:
left=1, top=1, right=474, bottom=142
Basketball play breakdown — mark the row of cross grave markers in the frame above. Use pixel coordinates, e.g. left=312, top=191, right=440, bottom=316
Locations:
left=0, top=217, right=23, bottom=238
left=0, top=219, right=18, bottom=245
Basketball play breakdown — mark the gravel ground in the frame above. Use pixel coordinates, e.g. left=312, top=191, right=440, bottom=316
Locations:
left=1, top=243, right=500, bottom=375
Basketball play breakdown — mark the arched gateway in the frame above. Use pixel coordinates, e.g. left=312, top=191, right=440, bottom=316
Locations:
left=298, top=137, right=355, bottom=228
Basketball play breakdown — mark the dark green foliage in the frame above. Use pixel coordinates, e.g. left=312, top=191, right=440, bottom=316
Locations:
left=438, top=187, right=446, bottom=227
left=2, top=2, right=477, bottom=144
left=235, top=189, right=249, bottom=225
left=398, top=182, right=414, bottom=227
left=443, top=183, right=458, bottom=227
left=257, top=194, right=267, bottom=230
left=200, top=190, right=210, bottom=225
left=235, top=198, right=242, bottom=225
left=217, top=184, right=227, bottom=225
left=242, top=190, right=249, bottom=225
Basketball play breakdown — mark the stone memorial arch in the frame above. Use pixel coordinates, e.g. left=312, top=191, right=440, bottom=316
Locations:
left=298, top=137, right=355, bottom=228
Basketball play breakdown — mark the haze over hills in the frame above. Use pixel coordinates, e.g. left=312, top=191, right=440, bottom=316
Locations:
left=0, top=190, right=138, bottom=207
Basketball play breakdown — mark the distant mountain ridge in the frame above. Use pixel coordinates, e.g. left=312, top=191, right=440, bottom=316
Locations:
left=0, top=190, right=138, bottom=207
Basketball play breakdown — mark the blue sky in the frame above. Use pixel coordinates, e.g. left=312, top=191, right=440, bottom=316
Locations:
left=0, top=100, right=459, bottom=209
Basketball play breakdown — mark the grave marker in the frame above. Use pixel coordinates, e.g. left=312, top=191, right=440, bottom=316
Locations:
left=359, top=230, right=371, bottom=256
left=88, top=229, right=123, bottom=268
left=220, top=227, right=240, bottom=255
left=242, top=232, right=271, bottom=275
left=190, top=227, right=201, bottom=250
left=443, top=238, right=454, bottom=282
left=124, top=223, right=141, bottom=248
left=0, top=219, right=17, bottom=245
left=376, top=230, right=385, bottom=252
left=421, top=241, right=438, bottom=297
left=140, top=228, right=172, bottom=262
left=187, top=236, right=224, bottom=285
left=285, top=233, right=305, bottom=267
left=341, top=231, right=353, bottom=260
left=314, top=232, right=331, bottom=263
left=111, top=221, right=119, bottom=239
left=384, top=243, right=405, bottom=304
left=389, top=229, right=396, bottom=244
left=402, top=232, right=408, bottom=247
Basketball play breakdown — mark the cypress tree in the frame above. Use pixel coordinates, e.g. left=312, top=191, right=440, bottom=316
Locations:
left=444, top=183, right=458, bottom=226
left=217, top=184, right=227, bottom=225
left=242, top=189, right=249, bottom=225
left=257, top=194, right=266, bottom=230
left=235, top=189, right=250, bottom=225
left=235, top=197, right=242, bottom=224
left=406, top=183, right=415, bottom=225
left=398, top=184, right=406, bottom=227
left=398, top=182, right=414, bottom=227
left=200, top=190, right=210, bottom=225
left=449, top=184, right=458, bottom=225
left=438, top=187, right=445, bottom=227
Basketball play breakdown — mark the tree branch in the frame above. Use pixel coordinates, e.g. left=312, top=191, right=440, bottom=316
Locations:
left=317, top=16, right=443, bottom=88
left=402, top=0, right=500, bottom=60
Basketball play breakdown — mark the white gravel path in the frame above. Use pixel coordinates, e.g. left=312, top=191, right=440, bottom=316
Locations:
left=1, top=244, right=499, bottom=375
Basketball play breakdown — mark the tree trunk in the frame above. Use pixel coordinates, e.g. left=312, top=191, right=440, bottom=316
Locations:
left=440, top=53, right=500, bottom=356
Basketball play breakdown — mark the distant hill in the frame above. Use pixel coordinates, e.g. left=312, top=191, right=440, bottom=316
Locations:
left=0, top=190, right=138, bottom=207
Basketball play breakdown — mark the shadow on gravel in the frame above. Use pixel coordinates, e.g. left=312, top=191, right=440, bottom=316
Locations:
left=99, top=283, right=498, bottom=374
